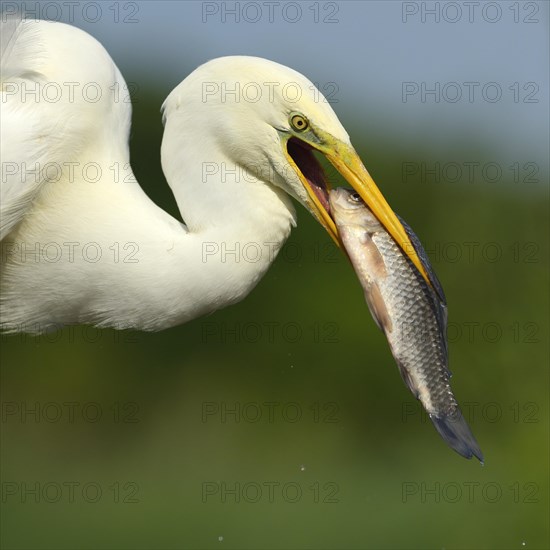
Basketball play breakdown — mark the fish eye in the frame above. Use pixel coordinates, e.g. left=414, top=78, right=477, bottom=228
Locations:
left=290, top=113, right=308, bottom=132
left=350, top=192, right=361, bottom=203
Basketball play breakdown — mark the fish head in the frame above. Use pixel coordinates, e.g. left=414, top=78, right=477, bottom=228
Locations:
left=329, top=188, right=383, bottom=233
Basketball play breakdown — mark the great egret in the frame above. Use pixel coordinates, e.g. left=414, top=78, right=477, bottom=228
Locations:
left=0, top=18, right=429, bottom=332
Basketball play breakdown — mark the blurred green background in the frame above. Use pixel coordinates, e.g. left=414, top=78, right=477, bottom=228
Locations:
left=1, top=2, right=549, bottom=549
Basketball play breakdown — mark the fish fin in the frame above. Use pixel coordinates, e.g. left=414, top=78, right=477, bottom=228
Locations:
left=359, top=231, right=388, bottom=279
left=438, top=303, right=450, bottom=365
left=364, top=282, right=393, bottom=334
left=395, top=358, right=420, bottom=399
left=396, top=214, right=447, bottom=306
left=347, top=232, right=391, bottom=334
left=429, top=410, right=484, bottom=463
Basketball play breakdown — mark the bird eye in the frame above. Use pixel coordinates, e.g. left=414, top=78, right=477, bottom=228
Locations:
left=350, top=192, right=361, bottom=203
left=290, top=113, right=308, bottom=132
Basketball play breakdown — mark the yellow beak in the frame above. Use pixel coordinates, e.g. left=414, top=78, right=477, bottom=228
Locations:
left=288, top=131, right=432, bottom=287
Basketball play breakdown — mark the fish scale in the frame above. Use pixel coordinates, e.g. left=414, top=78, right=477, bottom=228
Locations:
left=329, top=187, right=483, bottom=462
left=374, top=230, right=453, bottom=411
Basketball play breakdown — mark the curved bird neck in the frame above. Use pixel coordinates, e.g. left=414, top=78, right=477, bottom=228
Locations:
left=148, top=126, right=297, bottom=329
left=2, top=116, right=296, bottom=333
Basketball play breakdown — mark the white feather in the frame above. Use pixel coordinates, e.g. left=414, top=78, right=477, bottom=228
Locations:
left=0, top=19, right=348, bottom=333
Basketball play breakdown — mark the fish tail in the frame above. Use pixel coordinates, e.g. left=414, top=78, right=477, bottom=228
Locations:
left=429, top=410, right=484, bottom=463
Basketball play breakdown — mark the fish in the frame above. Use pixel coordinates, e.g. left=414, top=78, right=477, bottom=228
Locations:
left=329, top=187, right=483, bottom=462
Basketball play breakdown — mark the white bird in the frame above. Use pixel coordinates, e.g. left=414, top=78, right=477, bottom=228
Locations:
left=0, top=18, right=429, bottom=333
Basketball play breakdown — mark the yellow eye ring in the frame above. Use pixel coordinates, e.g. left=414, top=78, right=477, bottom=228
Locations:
left=290, top=113, right=308, bottom=132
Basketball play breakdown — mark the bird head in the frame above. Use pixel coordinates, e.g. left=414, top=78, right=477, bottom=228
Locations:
left=162, top=56, right=430, bottom=284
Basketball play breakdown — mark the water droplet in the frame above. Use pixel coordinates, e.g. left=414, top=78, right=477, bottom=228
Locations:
left=218, top=536, right=224, bottom=542
left=300, top=464, right=306, bottom=471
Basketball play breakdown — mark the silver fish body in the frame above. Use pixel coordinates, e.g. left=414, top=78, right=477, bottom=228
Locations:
left=329, top=187, right=483, bottom=462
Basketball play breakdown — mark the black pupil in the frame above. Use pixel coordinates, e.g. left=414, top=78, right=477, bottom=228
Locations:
left=351, top=193, right=361, bottom=202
